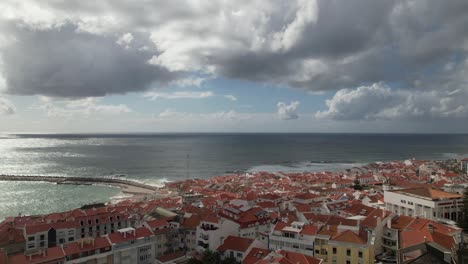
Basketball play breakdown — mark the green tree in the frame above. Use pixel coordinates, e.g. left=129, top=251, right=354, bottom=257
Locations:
left=458, top=188, right=468, bottom=231
left=202, top=250, right=221, bottom=264
left=187, top=259, right=203, bottom=264
left=353, top=178, right=363, bottom=191
left=221, top=257, right=241, bottom=264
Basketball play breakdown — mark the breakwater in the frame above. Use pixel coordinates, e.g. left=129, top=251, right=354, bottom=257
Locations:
left=0, top=174, right=158, bottom=193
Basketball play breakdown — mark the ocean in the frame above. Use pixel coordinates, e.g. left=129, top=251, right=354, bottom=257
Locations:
left=1, top=133, right=468, bottom=218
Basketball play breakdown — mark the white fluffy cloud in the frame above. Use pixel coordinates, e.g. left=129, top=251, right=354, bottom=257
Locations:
left=156, top=109, right=243, bottom=121
left=224, top=95, right=237, bottom=101
left=277, top=101, right=300, bottom=120
left=0, top=97, right=15, bottom=115
left=144, top=91, right=214, bottom=100
left=1, top=0, right=468, bottom=96
left=36, top=97, right=131, bottom=118
left=316, top=83, right=468, bottom=120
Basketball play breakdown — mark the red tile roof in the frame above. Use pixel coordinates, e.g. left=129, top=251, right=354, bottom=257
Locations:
left=391, top=187, right=462, bottom=200
left=243, top=247, right=269, bottom=264
left=217, top=235, right=254, bottom=253
left=331, top=230, right=366, bottom=245
left=107, top=227, right=153, bottom=244
left=63, top=237, right=111, bottom=256
left=8, top=247, right=65, bottom=264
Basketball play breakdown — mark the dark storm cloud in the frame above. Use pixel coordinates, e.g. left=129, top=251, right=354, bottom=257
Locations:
left=0, top=22, right=176, bottom=97
left=1, top=0, right=468, bottom=97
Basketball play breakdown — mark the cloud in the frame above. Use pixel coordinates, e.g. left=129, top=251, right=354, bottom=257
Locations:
left=156, top=109, right=243, bottom=121
left=144, top=91, right=214, bottom=100
left=0, top=22, right=176, bottom=98
left=316, top=82, right=468, bottom=120
left=0, top=97, right=15, bottom=115
left=1, top=0, right=468, bottom=131
left=224, top=95, right=237, bottom=101
left=2, top=0, right=468, bottom=95
left=277, top=101, right=300, bottom=120
left=36, top=97, right=131, bottom=118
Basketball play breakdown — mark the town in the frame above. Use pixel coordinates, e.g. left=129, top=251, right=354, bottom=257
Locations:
left=1, top=158, right=468, bottom=264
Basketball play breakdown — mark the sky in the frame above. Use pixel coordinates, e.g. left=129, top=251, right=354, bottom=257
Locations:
left=1, top=0, right=468, bottom=133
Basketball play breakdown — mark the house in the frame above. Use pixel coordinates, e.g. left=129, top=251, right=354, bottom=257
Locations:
left=216, top=235, right=265, bottom=263
left=384, top=187, right=463, bottom=222
left=269, top=221, right=317, bottom=256
left=107, top=227, right=156, bottom=264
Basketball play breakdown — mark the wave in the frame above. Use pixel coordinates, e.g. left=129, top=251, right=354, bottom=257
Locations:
left=247, top=161, right=366, bottom=173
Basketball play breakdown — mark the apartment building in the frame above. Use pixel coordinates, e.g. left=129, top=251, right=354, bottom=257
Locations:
left=384, top=187, right=463, bottom=222
left=269, top=221, right=317, bottom=256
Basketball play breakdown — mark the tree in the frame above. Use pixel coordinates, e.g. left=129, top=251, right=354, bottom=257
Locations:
left=221, top=257, right=241, bottom=264
left=353, top=178, right=363, bottom=191
left=187, top=259, right=203, bottom=264
left=202, top=250, right=221, bottom=264
left=458, top=187, right=468, bottom=231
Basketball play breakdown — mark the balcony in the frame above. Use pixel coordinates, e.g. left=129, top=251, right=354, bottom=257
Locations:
left=197, top=240, right=208, bottom=249
left=199, top=234, right=209, bottom=241
left=200, top=224, right=218, bottom=231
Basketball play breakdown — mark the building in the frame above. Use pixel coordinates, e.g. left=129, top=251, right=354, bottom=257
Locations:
left=196, top=214, right=238, bottom=253
left=24, top=221, right=77, bottom=252
left=62, top=236, right=113, bottom=263
left=269, top=221, right=317, bottom=256
left=108, top=227, right=156, bottom=264
left=216, top=235, right=265, bottom=262
left=327, top=230, right=375, bottom=264
left=218, top=206, right=277, bottom=239
left=384, top=187, right=463, bottom=222
left=461, top=158, right=468, bottom=173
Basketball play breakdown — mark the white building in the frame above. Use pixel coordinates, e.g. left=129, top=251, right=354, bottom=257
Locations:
left=196, top=215, right=237, bottom=253
left=384, top=187, right=463, bottom=222
left=268, top=221, right=317, bottom=256
left=461, top=158, right=468, bottom=173
left=217, top=235, right=266, bottom=263
left=108, top=227, right=156, bottom=264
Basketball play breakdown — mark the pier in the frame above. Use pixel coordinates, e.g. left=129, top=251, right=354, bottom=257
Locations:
left=0, top=174, right=158, bottom=194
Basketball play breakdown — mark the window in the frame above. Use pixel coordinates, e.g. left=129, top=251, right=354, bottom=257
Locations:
left=39, top=241, right=45, bottom=247
left=401, top=200, right=406, bottom=204
left=88, top=219, right=91, bottom=225
left=28, top=236, right=35, bottom=241
left=346, top=261, right=350, bottom=264
left=333, top=247, right=337, bottom=254
left=347, top=249, right=351, bottom=256
left=68, top=237, right=74, bottom=242
left=40, top=235, right=45, bottom=240
left=96, top=219, right=99, bottom=224
left=237, top=252, right=242, bottom=258
left=358, top=251, right=363, bottom=258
